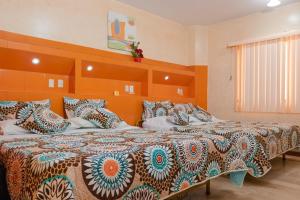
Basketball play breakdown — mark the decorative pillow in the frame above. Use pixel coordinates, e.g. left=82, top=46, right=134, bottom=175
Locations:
left=83, top=108, right=121, bottom=129
left=16, top=99, right=51, bottom=122
left=0, top=101, right=25, bottom=121
left=173, top=103, right=195, bottom=114
left=63, top=97, right=106, bottom=118
left=16, top=106, right=70, bottom=135
left=0, top=99, right=50, bottom=121
left=192, top=106, right=212, bottom=122
left=29, top=99, right=51, bottom=108
left=142, top=100, right=174, bottom=120
left=167, top=109, right=189, bottom=126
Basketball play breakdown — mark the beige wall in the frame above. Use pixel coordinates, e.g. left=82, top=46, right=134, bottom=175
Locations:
left=0, top=0, right=190, bottom=65
left=207, top=2, right=300, bottom=123
left=188, top=26, right=209, bottom=65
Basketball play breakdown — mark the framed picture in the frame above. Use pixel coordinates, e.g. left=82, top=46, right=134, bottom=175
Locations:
left=107, top=11, right=136, bottom=51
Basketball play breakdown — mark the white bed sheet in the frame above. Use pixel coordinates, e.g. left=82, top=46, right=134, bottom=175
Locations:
left=142, top=115, right=223, bottom=131
left=0, top=121, right=138, bottom=141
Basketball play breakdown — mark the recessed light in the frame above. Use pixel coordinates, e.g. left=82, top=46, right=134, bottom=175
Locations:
left=86, top=65, right=93, bottom=71
left=267, top=0, right=281, bottom=7
left=164, top=76, right=169, bottom=80
left=32, top=58, right=40, bottom=65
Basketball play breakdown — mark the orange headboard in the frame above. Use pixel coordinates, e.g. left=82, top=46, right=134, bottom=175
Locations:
left=0, top=30, right=207, bottom=125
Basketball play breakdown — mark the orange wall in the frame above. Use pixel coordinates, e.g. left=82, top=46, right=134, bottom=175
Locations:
left=0, top=30, right=207, bottom=125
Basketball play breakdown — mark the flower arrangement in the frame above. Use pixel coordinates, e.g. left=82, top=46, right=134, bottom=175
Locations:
left=130, top=42, right=144, bottom=62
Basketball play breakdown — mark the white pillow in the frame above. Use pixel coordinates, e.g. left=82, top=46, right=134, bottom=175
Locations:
left=68, top=117, right=97, bottom=129
left=142, top=115, right=203, bottom=130
left=142, top=114, right=224, bottom=132
left=189, top=115, right=201, bottom=123
left=189, top=114, right=224, bottom=124
left=0, top=119, right=30, bottom=135
left=142, top=116, right=176, bottom=131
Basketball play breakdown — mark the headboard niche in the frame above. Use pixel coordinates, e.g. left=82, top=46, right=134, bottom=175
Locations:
left=0, top=30, right=207, bottom=125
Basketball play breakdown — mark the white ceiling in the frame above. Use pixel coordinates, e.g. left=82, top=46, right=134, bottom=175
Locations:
left=117, top=0, right=300, bottom=25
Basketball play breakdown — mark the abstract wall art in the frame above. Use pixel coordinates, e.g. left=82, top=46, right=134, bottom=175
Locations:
left=108, top=11, right=136, bottom=51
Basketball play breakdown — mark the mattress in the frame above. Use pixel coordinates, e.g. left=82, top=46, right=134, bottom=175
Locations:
left=172, top=121, right=300, bottom=177
left=0, top=127, right=248, bottom=200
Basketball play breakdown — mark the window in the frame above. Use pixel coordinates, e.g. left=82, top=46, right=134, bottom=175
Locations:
left=235, top=34, right=300, bottom=113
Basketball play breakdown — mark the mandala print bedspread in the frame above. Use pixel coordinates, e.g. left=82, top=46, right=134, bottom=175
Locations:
left=0, top=129, right=247, bottom=200
left=173, top=121, right=300, bottom=177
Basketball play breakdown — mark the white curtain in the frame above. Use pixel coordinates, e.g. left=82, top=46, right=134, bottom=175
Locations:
left=235, top=34, right=300, bottom=113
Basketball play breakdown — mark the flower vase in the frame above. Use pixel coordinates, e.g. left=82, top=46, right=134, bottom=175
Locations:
left=134, top=57, right=142, bottom=63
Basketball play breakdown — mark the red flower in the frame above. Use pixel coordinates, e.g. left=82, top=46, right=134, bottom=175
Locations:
left=135, top=49, right=143, bottom=55
left=131, top=42, right=144, bottom=60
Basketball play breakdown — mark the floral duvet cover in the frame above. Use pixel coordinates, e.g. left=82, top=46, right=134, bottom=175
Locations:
left=0, top=128, right=248, bottom=200
left=173, top=121, right=300, bottom=177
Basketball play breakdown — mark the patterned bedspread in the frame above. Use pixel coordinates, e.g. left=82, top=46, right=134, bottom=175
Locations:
left=173, top=121, right=300, bottom=177
left=0, top=129, right=248, bottom=200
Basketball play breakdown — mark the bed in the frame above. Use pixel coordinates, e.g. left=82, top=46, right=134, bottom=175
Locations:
left=142, top=101, right=300, bottom=178
left=0, top=99, right=248, bottom=200
left=0, top=126, right=248, bottom=200
left=172, top=121, right=300, bottom=177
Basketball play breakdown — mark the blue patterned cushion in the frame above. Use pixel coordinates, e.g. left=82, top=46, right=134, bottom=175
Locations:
left=167, top=109, right=189, bottom=126
left=174, top=103, right=212, bottom=122
left=16, top=106, right=70, bottom=135
left=192, top=106, right=212, bottom=122
left=63, top=97, right=106, bottom=118
left=142, top=100, right=173, bottom=120
left=0, top=99, right=50, bottom=121
left=0, top=101, right=24, bottom=121
left=173, top=103, right=195, bottom=114
left=83, top=108, right=121, bottom=129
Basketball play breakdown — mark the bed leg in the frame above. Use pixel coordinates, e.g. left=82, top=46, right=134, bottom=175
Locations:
left=282, top=153, right=286, bottom=161
left=206, top=180, right=211, bottom=195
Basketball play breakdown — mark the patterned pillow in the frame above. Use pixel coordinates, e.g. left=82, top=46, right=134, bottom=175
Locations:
left=83, top=108, right=121, bottom=129
left=0, top=99, right=50, bottom=121
left=63, top=97, right=106, bottom=118
left=173, top=103, right=195, bottom=114
left=142, top=100, right=174, bottom=120
left=192, top=106, right=212, bottom=122
left=17, top=99, right=51, bottom=122
left=28, top=99, right=51, bottom=108
left=167, top=109, right=189, bottom=126
left=16, top=106, right=70, bottom=135
left=0, top=101, right=25, bottom=121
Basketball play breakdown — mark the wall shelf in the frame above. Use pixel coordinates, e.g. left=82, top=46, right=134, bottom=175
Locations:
left=80, top=60, right=148, bottom=97
left=81, top=60, right=148, bottom=81
left=151, top=70, right=195, bottom=98
left=0, top=30, right=207, bottom=125
left=0, top=47, right=75, bottom=94
left=152, top=70, right=195, bottom=86
left=0, top=47, right=75, bottom=75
